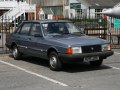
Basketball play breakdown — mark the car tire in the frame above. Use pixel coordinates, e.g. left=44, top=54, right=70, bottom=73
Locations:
left=12, top=45, right=21, bottom=60
left=49, top=52, right=62, bottom=71
left=90, top=59, right=103, bottom=67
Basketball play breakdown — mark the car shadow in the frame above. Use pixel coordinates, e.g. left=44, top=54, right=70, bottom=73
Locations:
left=22, top=56, right=50, bottom=68
left=9, top=55, right=49, bottom=68
left=9, top=55, right=112, bottom=73
left=62, top=63, right=111, bottom=73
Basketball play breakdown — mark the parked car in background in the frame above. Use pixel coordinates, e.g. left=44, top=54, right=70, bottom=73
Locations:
left=6, top=20, right=114, bottom=71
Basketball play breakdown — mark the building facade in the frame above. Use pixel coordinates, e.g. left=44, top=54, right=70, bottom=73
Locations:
left=31, top=0, right=120, bottom=19
left=78, top=0, right=120, bottom=18
left=0, top=0, right=36, bottom=24
left=64, top=0, right=87, bottom=18
left=0, top=0, right=120, bottom=21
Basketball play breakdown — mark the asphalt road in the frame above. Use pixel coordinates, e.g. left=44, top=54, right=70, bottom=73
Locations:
left=0, top=50, right=120, bottom=90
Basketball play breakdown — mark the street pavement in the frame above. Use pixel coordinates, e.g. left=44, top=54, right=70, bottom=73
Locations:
left=0, top=49, right=120, bottom=90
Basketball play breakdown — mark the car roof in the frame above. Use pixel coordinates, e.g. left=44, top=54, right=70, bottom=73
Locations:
left=22, top=20, right=72, bottom=23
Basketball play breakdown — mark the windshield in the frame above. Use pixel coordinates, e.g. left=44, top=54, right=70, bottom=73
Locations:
left=42, top=22, right=83, bottom=36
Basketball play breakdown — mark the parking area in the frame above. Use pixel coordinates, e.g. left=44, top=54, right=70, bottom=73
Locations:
left=0, top=49, right=120, bottom=90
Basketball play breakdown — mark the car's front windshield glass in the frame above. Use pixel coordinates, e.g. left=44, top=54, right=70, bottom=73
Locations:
left=42, top=22, right=83, bottom=36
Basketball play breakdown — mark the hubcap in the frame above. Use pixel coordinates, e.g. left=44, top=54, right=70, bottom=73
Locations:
left=13, top=47, right=18, bottom=57
left=50, top=56, right=57, bottom=68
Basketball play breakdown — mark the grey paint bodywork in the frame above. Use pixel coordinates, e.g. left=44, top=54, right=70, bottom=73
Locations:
left=6, top=20, right=110, bottom=60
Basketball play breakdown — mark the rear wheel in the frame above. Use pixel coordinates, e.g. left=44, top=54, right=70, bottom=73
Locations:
left=90, top=59, right=103, bottom=67
left=12, top=45, right=21, bottom=60
left=49, top=52, right=62, bottom=71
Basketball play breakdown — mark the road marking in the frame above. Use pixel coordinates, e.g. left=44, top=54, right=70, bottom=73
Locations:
left=115, top=52, right=120, bottom=55
left=109, top=66, right=120, bottom=70
left=111, top=52, right=120, bottom=70
left=0, top=60, right=68, bottom=87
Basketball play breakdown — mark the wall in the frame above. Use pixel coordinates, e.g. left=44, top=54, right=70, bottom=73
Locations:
left=64, top=0, right=82, bottom=18
left=64, top=0, right=97, bottom=18
left=30, top=0, right=64, bottom=6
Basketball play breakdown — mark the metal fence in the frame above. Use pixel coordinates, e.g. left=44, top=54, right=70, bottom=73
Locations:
left=0, top=15, right=120, bottom=53
left=106, top=17, right=120, bottom=49
left=62, top=17, right=120, bottom=49
left=68, top=17, right=107, bottom=39
left=0, top=17, right=16, bottom=53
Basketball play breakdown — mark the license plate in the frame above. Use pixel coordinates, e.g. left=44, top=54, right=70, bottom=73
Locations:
left=84, top=56, right=99, bottom=62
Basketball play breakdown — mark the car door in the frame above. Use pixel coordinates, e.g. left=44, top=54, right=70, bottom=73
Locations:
left=17, top=22, right=32, bottom=54
left=28, top=22, right=46, bottom=57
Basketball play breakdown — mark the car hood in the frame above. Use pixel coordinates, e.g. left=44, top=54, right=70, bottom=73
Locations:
left=46, top=35, right=109, bottom=46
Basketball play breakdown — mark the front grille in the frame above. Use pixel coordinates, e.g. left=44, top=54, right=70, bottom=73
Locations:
left=82, top=45, right=101, bottom=53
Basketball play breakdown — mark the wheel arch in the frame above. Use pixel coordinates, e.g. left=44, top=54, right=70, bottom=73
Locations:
left=11, top=42, right=17, bottom=49
left=47, top=47, right=59, bottom=57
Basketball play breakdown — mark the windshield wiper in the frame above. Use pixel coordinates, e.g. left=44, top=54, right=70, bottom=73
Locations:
left=71, top=32, right=84, bottom=35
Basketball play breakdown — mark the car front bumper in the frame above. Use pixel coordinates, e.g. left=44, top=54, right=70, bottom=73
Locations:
left=59, top=51, right=114, bottom=63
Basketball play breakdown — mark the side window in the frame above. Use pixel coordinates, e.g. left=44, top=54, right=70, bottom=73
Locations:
left=20, top=23, right=31, bottom=35
left=15, top=27, right=21, bottom=34
left=30, top=23, right=42, bottom=36
left=14, top=23, right=22, bottom=34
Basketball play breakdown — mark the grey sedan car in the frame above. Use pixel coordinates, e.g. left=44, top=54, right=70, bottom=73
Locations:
left=6, top=20, right=113, bottom=71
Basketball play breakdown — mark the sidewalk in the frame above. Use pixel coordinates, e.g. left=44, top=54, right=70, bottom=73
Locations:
left=0, top=54, right=13, bottom=60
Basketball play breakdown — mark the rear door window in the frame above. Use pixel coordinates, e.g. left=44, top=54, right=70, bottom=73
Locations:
left=19, top=23, right=31, bottom=35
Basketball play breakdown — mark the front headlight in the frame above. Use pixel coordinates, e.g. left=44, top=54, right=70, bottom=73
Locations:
left=72, top=47, right=82, bottom=54
left=67, top=47, right=82, bottom=54
left=101, top=44, right=111, bottom=51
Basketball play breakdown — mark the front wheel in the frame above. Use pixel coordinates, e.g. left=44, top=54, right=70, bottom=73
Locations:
left=90, top=59, right=103, bottom=67
left=12, top=45, right=21, bottom=60
left=49, top=52, right=62, bottom=71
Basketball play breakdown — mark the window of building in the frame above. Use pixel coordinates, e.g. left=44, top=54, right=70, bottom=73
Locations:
left=51, top=6, right=63, bottom=16
left=95, top=9, right=102, bottom=18
left=76, top=9, right=82, bottom=18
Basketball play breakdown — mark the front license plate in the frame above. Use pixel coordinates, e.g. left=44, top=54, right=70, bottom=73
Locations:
left=84, top=56, right=99, bottom=62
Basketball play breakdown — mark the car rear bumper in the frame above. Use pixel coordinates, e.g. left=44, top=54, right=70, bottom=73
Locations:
left=59, top=51, right=114, bottom=63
